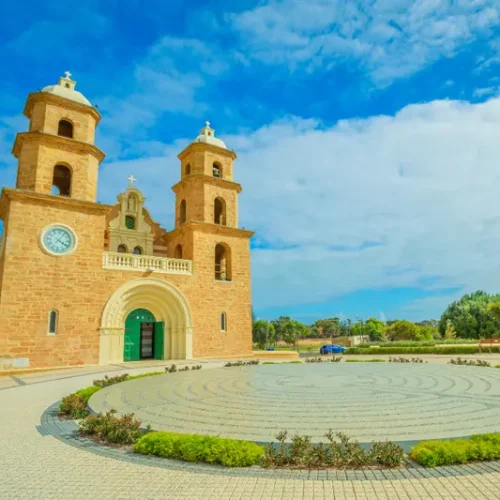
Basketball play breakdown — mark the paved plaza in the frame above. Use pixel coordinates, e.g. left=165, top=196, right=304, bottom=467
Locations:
left=1, top=358, right=500, bottom=499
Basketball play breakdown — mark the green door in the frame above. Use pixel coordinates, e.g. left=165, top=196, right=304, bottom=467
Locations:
left=154, top=321, right=165, bottom=360
left=124, top=309, right=156, bottom=361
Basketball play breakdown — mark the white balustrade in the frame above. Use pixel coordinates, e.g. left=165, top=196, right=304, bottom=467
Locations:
left=102, top=252, right=192, bottom=275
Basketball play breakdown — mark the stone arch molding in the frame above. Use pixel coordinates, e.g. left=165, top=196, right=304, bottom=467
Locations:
left=99, top=278, right=193, bottom=364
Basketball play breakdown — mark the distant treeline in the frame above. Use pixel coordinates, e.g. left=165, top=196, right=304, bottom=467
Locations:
left=252, top=290, right=500, bottom=347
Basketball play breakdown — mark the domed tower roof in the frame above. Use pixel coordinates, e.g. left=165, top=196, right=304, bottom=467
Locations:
left=41, top=71, right=91, bottom=106
left=192, top=121, right=227, bottom=149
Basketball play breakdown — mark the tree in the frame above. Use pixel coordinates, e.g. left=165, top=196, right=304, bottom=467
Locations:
left=444, top=320, right=456, bottom=339
left=439, top=290, right=500, bottom=338
left=486, top=301, right=500, bottom=323
left=252, top=320, right=275, bottom=348
left=271, top=316, right=309, bottom=346
left=363, top=318, right=387, bottom=342
left=386, top=320, right=420, bottom=341
left=312, top=317, right=340, bottom=338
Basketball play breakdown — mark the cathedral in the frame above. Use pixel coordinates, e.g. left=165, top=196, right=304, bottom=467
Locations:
left=0, top=73, right=254, bottom=370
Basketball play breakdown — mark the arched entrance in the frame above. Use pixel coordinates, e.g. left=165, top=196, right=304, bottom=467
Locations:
left=99, top=278, right=193, bottom=365
left=124, top=309, right=165, bottom=361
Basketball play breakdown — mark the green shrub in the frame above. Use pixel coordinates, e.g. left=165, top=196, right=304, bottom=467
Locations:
left=134, top=431, right=264, bottom=467
left=75, top=385, right=101, bottom=402
left=126, top=371, right=164, bottom=380
left=79, top=410, right=145, bottom=444
left=410, top=434, right=500, bottom=467
left=363, top=339, right=479, bottom=348
left=345, top=346, right=493, bottom=355
left=389, top=357, right=426, bottom=363
left=58, top=394, right=89, bottom=419
left=224, top=360, right=260, bottom=367
left=448, top=358, right=491, bottom=367
left=345, top=359, right=386, bottom=363
left=370, top=441, right=404, bottom=467
left=262, top=430, right=404, bottom=469
left=305, top=356, right=342, bottom=363
left=93, top=374, right=130, bottom=388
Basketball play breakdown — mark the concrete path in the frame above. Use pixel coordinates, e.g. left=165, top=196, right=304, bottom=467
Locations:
left=1, top=359, right=500, bottom=499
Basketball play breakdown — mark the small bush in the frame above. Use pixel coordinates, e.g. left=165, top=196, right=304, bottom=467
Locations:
left=262, top=430, right=404, bottom=469
left=58, top=394, right=89, bottom=419
left=93, top=374, right=129, bottom=388
left=345, top=359, right=386, bottom=363
left=448, top=358, right=491, bottom=367
left=389, top=357, right=426, bottom=363
left=191, top=365, right=203, bottom=370
left=370, top=441, right=404, bottom=467
left=134, top=431, right=264, bottom=467
left=305, top=356, right=342, bottom=363
left=224, top=360, right=260, bottom=367
left=165, top=364, right=177, bottom=373
left=410, top=433, right=500, bottom=467
left=79, top=410, right=145, bottom=445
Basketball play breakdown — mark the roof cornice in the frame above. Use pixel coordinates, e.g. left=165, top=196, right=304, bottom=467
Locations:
left=24, top=91, right=101, bottom=124
left=177, top=141, right=237, bottom=160
left=12, top=131, right=105, bottom=163
left=171, top=174, right=242, bottom=194
left=0, top=188, right=112, bottom=217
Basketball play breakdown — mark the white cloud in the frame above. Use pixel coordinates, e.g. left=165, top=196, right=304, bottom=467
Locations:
left=229, top=0, right=500, bottom=85
left=97, top=95, right=500, bottom=318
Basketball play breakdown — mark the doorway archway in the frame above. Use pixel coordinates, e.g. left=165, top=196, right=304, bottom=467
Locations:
left=99, top=278, right=193, bottom=364
left=124, top=308, right=165, bottom=361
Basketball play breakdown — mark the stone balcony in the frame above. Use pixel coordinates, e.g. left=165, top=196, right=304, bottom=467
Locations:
left=102, top=252, right=193, bottom=275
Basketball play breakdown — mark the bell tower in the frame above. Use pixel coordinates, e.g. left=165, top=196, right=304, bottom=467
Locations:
left=173, top=122, right=241, bottom=229
left=12, top=71, right=104, bottom=202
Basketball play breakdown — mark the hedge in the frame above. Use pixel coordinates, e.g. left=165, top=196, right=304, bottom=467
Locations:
left=362, top=339, right=480, bottom=348
left=134, top=431, right=265, bottom=467
left=410, top=433, right=500, bottom=467
left=345, top=346, right=500, bottom=355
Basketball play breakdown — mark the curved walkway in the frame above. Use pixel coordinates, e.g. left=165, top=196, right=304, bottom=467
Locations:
left=1, top=360, right=500, bottom=499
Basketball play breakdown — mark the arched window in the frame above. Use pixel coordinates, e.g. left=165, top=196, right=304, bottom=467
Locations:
left=215, top=243, right=232, bottom=281
left=174, top=244, right=183, bottom=259
left=214, top=197, right=226, bottom=225
left=117, top=244, right=127, bottom=253
left=212, top=162, right=222, bottom=178
left=58, top=119, right=73, bottom=138
left=220, top=312, right=227, bottom=332
left=125, top=215, right=135, bottom=230
left=185, top=163, right=191, bottom=176
left=52, top=164, right=71, bottom=197
left=133, top=246, right=142, bottom=255
left=48, top=310, right=58, bottom=335
left=180, top=200, right=186, bottom=225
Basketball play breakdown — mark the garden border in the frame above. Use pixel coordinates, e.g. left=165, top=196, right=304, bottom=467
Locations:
left=40, top=401, right=500, bottom=481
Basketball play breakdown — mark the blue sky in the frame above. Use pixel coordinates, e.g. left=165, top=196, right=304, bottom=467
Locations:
left=2, top=0, right=500, bottom=324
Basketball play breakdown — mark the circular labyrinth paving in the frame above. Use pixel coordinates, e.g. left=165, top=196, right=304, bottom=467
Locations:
left=88, top=363, right=500, bottom=444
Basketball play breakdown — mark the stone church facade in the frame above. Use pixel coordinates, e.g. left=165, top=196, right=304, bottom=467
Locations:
left=0, top=73, right=254, bottom=369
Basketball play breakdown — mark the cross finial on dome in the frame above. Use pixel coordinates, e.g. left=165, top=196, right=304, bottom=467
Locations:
left=64, top=71, right=72, bottom=80
left=205, top=120, right=211, bottom=128
left=127, top=174, right=136, bottom=186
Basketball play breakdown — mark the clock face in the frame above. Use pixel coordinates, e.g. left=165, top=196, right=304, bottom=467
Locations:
left=41, top=225, right=76, bottom=256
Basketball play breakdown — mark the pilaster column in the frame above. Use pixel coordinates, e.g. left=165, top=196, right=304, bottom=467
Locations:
left=99, top=328, right=125, bottom=365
